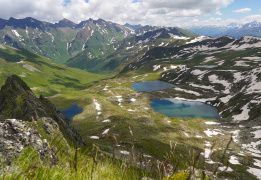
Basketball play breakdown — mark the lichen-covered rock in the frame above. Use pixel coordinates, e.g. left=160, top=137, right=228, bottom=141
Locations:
left=0, top=119, right=58, bottom=164
left=41, top=117, right=59, bottom=134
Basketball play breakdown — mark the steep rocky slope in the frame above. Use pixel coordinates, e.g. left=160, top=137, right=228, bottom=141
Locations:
left=0, top=118, right=57, bottom=163
left=66, top=26, right=197, bottom=73
left=0, top=75, right=86, bottom=148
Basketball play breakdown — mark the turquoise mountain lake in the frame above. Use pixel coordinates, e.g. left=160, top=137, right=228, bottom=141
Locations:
left=61, top=103, right=83, bottom=121
left=130, top=80, right=218, bottom=119
left=149, top=98, right=219, bottom=119
left=131, top=80, right=175, bottom=92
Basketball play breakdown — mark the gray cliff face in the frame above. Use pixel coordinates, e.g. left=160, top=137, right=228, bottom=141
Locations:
left=0, top=119, right=57, bottom=163
left=0, top=75, right=86, bottom=149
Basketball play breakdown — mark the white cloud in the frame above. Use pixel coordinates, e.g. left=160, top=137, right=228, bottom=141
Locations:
left=182, top=13, right=261, bottom=27
left=0, top=0, right=64, bottom=22
left=0, top=0, right=234, bottom=26
left=232, top=8, right=251, bottom=13
left=215, top=11, right=223, bottom=16
left=240, top=15, right=261, bottom=24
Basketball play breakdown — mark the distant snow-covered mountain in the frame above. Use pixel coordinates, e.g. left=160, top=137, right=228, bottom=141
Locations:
left=186, top=21, right=261, bottom=38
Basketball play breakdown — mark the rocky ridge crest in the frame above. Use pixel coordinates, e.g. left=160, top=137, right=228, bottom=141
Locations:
left=0, top=75, right=86, bottom=162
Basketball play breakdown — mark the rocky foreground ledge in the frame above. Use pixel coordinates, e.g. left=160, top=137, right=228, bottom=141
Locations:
left=0, top=118, right=57, bottom=163
left=0, top=75, right=86, bottom=163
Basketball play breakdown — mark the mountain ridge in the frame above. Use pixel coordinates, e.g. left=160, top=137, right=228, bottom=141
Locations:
left=186, top=21, right=261, bottom=38
left=0, top=17, right=131, bottom=63
left=0, top=75, right=86, bottom=146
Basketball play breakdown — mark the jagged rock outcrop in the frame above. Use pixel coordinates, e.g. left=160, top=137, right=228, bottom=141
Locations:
left=0, top=118, right=57, bottom=163
left=0, top=75, right=86, bottom=146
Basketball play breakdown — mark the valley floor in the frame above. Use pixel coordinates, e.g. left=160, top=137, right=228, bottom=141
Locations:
left=49, top=71, right=260, bottom=179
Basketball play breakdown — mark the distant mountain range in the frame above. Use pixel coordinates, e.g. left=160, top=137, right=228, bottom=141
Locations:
left=2, top=17, right=261, bottom=75
left=0, top=17, right=131, bottom=64
left=0, top=17, right=197, bottom=74
left=186, top=21, right=261, bottom=38
left=66, top=26, right=197, bottom=73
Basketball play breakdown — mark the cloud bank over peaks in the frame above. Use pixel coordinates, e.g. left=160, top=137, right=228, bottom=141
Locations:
left=0, top=0, right=234, bottom=26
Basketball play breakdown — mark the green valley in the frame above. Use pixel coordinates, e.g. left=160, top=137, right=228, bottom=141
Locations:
left=0, top=44, right=106, bottom=97
left=0, top=17, right=261, bottom=180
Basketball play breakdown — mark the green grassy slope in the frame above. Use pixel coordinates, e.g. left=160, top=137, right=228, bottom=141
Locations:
left=0, top=44, right=106, bottom=97
left=66, top=27, right=197, bottom=74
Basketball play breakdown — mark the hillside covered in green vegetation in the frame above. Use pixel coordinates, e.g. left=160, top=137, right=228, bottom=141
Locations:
left=0, top=17, right=261, bottom=179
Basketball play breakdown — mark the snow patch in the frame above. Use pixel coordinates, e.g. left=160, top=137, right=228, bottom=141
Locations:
left=205, top=121, right=220, bottom=125
left=195, top=135, right=203, bottom=138
left=120, top=150, right=129, bottom=155
left=229, top=155, right=241, bottom=165
left=231, top=130, right=240, bottom=143
left=158, top=42, right=164, bottom=46
left=168, top=34, right=189, bottom=40
left=204, top=129, right=223, bottom=137
left=247, top=167, right=261, bottom=179
left=235, top=60, right=249, bottom=66
left=254, top=159, right=261, bottom=168
left=253, top=126, right=261, bottom=129
left=184, top=132, right=189, bottom=137
left=242, top=141, right=261, bottom=157
left=233, top=72, right=244, bottom=83
left=102, top=128, right=110, bottom=135
left=153, top=65, right=161, bottom=71
left=251, top=129, right=261, bottom=139
left=103, top=85, right=109, bottom=90
left=220, top=95, right=233, bottom=103
left=208, top=74, right=231, bottom=94
left=203, top=56, right=216, bottom=63
left=94, top=99, right=102, bottom=116
left=186, top=36, right=211, bottom=44
left=90, top=136, right=99, bottom=140
left=11, top=30, right=21, bottom=38
left=130, top=98, right=136, bottom=102
left=170, top=65, right=178, bottom=69
left=126, top=46, right=134, bottom=50
left=218, top=166, right=233, bottom=172
left=102, top=119, right=111, bottom=123
left=47, top=32, right=54, bottom=42
left=191, top=69, right=207, bottom=76
left=189, top=83, right=218, bottom=93
left=217, top=60, right=224, bottom=66
left=232, top=103, right=250, bottom=121
left=174, top=87, right=201, bottom=96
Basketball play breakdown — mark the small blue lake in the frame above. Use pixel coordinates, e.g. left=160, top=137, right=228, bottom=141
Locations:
left=149, top=99, right=219, bottom=119
left=131, top=80, right=175, bottom=92
left=61, top=103, right=83, bottom=121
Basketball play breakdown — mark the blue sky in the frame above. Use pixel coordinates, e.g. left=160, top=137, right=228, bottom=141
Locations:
left=0, top=0, right=260, bottom=27
left=212, top=0, right=261, bottom=20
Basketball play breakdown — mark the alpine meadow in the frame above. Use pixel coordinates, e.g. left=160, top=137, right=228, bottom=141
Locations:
left=1, top=0, right=261, bottom=179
